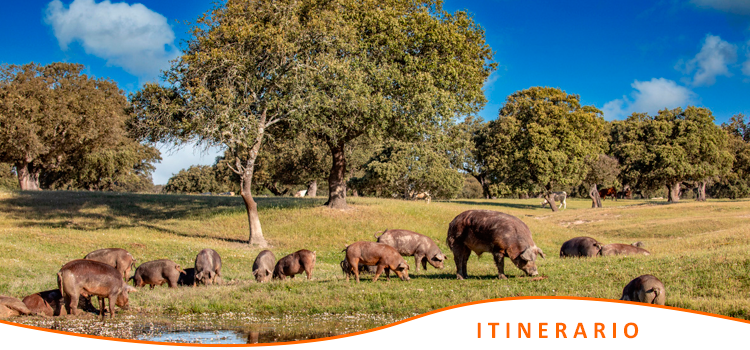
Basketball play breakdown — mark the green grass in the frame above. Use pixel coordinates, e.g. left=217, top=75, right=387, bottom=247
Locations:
left=1, top=190, right=750, bottom=322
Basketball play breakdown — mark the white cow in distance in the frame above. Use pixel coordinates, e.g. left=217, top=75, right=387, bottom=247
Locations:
left=541, top=191, right=567, bottom=210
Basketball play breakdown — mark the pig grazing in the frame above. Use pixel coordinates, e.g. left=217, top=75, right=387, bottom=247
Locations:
left=273, top=250, right=316, bottom=280
left=339, top=259, right=378, bottom=278
left=252, top=250, right=276, bottom=283
left=560, top=236, right=603, bottom=257
left=57, top=259, right=137, bottom=319
left=374, top=229, right=447, bottom=273
left=600, top=243, right=651, bottom=256
left=84, top=248, right=136, bottom=280
left=0, top=295, right=32, bottom=318
left=132, top=259, right=186, bottom=289
left=343, top=241, right=410, bottom=283
left=178, top=268, right=195, bottom=286
left=194, top=249, right=222, bottom=286
left=22, top=289, right=96, bottom=317
left=620, top=275, right=666, bottom=305
left=446, top=210, right=546, bottom=280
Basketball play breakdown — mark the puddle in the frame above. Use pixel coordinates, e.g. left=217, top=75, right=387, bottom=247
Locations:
left=141, top=330, right=247, bottom=344
left=139, top=328, right=346, bottom=344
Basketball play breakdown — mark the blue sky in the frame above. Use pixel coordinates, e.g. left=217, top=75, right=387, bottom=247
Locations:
left=2, top=0, right=749, bottom=184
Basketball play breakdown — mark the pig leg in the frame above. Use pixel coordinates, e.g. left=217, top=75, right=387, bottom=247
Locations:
left=385, top=267, right=391, bottom=281
left=452, top=245, right=471, bottom=279
left=350, top=258, right=360, bottom=283
left=373, top=265, right=386, bottom=282
left=168, top=277, right=177, bottom=288
left=305, top=266, right=313, bottom=280
left=108, top=297, right=116, bottom=319
left=421, top=257, right=427, bottom=271
left=491, top=252, right=507, bottom=279
left=99, top=297, right=106, bottom=319
left=413, top=255, right=421, bottom=273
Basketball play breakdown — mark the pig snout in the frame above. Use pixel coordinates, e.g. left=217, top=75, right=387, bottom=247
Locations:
left=523, top=264, right=539, bottom=277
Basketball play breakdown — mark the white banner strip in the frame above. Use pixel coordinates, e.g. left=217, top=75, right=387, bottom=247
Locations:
left=3, top=297, right=749, bottom=349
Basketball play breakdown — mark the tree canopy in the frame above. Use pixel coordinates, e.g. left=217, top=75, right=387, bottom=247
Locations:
left=294, top=0, right=496, bottom=208
left=611, top=106, right=732, bottom=202
left=481, top=87, right=607, bottom=211
left=130, top=0, right=334, bottom=246
left=0, top=62, right=159, bottom=191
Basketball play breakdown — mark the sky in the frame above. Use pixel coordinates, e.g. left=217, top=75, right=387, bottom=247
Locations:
left=2, top=0, right=749, bottom=184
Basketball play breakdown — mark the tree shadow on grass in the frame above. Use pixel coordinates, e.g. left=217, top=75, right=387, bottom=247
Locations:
left=446, top=200, right=542, bottom=211
left=0, top=191, right=322, bottom=244
left=412, top=273, right=521, bottom=280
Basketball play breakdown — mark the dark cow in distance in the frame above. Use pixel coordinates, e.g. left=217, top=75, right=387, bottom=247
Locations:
left=446, top=210, right=545, bottom=280
left=599, top=187, right=617, bottom=201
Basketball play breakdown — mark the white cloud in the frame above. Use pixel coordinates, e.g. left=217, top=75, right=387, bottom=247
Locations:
left=45, top=0, right=178, bottom=80
left=679, top=34, right=737, bottom=86
left=691, top=0, right=750, bottom=15
left=743, top=41, right=750, bottom=77
left=601, top=78, right=697, bottom=120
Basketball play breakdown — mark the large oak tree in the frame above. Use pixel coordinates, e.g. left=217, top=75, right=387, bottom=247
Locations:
left=130, top=0, right=333, bottom=246
left=611, top=107, right=732, bottom=202
left=297, top=0, right=495, bottom=209
left=0, top=62, right=159, bottom=191
left=481, top=87, right=608, bottom=211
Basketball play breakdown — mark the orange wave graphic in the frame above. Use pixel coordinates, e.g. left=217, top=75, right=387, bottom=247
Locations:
left=2, top=296, right=749, bottom=347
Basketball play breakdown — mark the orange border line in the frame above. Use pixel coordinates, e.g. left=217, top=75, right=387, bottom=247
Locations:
left=2, top=296, right=749, bottom=347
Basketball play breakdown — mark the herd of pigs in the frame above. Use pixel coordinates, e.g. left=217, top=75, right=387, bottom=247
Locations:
left=0, top=209, right=666, bottom=321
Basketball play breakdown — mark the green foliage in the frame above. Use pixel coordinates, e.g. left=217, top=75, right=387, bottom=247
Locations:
left=712, top=114, right=750, bottom=198
left=611, top=107, right=733, bottom=193
left=0, top=163, right=18, bottom=190
left=352, top=140, right=464, bottom=199
left=0, top=62, right=160, bottom=191
left=584, top=154, right=621, bottom=187
left=165, top=165, right=222, bottom=194
left=449, top=116, right=491, bottom=198
left=292, top=0, right=495, bottom=207
left=481, top=87, right=607, bottom=197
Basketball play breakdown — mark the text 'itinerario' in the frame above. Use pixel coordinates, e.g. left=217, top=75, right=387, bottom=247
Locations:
left=477, top=322, right=639, bottom=339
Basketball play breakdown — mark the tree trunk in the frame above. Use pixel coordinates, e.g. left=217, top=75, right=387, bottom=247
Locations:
left=475, top=174, right=491, bottom=199
left=241, top=181, right=267, bottom=247
left=545, top=192, right=559, bottom=212
left=16, top=162, right=40, bottom=190
left=589, top=184, right=602, bottom=208
left=326, top=141, right=347, bottom=209
left=306, top=180, right=318, bottom=197
left=696, top=180, right=707, bottom=201
left=667, top=182, right=681, bottom=202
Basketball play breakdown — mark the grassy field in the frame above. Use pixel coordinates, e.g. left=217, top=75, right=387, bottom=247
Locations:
left=1, top=190, right=750, bottom=332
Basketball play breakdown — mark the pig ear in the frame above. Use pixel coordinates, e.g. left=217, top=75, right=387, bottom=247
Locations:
left=536, top=247, right=546, bottom=259
left=265, top=268, right=272, bottom=276
left=520, top=247, right=536, bottom=261
left=252, top=270, right=259, bottom=277
left=398, top=262, right=408, bottom=270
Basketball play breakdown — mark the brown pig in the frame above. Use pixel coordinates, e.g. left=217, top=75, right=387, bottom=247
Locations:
left=273, top=250, right=316, bottom=280
left=559, top=236, right=603, bottom=257
left=84, top=248, right=136, bottom=280
left=22, top=289, right=96, bottom=317
left=339, top=259, right=378, bottom=278
left=0, top=295, right=32, bottom=318
left=194, top=249, right=222, bottom=286
left=343, top=241, right=410, bottom=283
left=375, top=229, right=447, bottom=273
left=620, top=275, right=666, bottom=305
left=446, top=210, right=546, bottom=280
left=600, top=243, right=651, bottom=256
left=252, top=250, right=276, bottom=283
left=57, top=259, right=137, bottom=319
left=131, top=259, right=186, bottom=289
